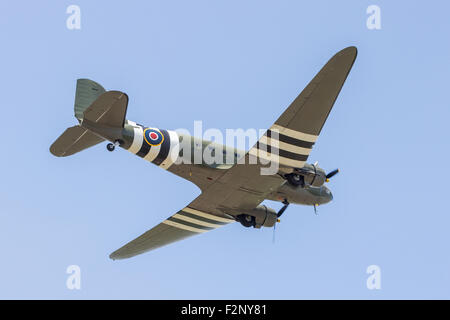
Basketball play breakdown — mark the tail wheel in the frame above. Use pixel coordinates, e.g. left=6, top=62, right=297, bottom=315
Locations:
left=107, top=140, right=122, bottom=152
left=106, top=143, right=115, bottom=152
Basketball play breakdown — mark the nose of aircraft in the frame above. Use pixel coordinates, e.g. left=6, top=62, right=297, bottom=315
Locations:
left=306, top=185, right=333, bottom=205
left=320, top=186, right=333, bottom=204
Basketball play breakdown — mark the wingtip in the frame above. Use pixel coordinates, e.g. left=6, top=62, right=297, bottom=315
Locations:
left=348, top=46, right=358, bottom=57
left=49, top=144, right=64, bottom=157
left=338, top=46, right=358, bottom=58
left=109, top=252, right=118, bottom=261
left=331, top=46, right=358, bottom=70
left=109, top=251, right=128, bottom=261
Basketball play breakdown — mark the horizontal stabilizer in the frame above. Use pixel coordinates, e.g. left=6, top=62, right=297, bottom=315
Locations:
left=50, top=125, right=104, bottom=157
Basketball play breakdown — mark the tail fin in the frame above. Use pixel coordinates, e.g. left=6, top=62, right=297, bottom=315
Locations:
left=74, top=79, right=106, bottom=122
left=50, top=79, right=128, bottom=157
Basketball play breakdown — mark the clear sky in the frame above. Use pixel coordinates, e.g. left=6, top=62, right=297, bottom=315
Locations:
left=1, top=1, right=449, bottom=299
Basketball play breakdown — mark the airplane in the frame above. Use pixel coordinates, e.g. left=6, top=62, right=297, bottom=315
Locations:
left=50, top=46, right=357, bottom=260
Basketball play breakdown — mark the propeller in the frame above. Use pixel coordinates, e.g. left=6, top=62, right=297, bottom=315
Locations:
left=277, top=199, right=289, bottom=218
left=273, top=199, right=289, bottom=244
left=272, top=222, right=277, bottom=244
left=325, top=168, right=339, bottom=182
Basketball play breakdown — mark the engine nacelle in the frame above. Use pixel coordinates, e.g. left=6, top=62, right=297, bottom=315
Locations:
left=290, top=164, right=327, bottom=187
left=303, top=170, right=327, bottom=187
left=237, top=205, right=277, bottom=228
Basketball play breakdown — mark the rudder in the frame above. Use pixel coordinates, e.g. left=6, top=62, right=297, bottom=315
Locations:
left=74, top=79, right=106, bottom=122
left=50, top=79, right=130, bottom=157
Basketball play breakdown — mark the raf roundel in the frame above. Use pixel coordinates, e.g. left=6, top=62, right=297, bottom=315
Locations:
left=144, top=128, right=164, bottom=146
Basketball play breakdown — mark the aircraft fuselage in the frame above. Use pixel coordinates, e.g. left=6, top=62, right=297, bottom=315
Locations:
left=113, top=120, right=332, bottom=207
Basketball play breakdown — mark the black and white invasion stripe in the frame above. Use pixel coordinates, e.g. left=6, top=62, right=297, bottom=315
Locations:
left=249, top=124, right=318, bottom=168
left=162, top=207, right=235, bottom=233
left=126, top=121, right=180, bottom=170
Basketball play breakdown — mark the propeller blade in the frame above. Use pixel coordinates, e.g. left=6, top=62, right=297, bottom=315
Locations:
left=277, top=199, right=289, bottom=218
left=273, top=199, right=289, bottom=244
left=272, top=223, right=276, bottom=244
left=326, top=168, right=339, bottom=180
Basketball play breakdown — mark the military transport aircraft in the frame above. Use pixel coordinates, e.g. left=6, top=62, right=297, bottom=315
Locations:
left=50, top=46, right=357, bottom=260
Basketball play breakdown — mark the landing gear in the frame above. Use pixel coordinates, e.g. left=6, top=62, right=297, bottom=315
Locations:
left=286, top=173, right=304, bottom=187
left=106, top=140, right=121, bottom=152
left=236, top=214, right=256, bottom=228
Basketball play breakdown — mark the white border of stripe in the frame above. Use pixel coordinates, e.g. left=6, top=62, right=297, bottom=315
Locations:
left=271, top=124, right=318, bottom=142
left=128, top=126, right=143, bottom=154
left=159, top=130, right=180, bottom=170
left=183, top=207, right=235, bottom=223
left=249, top=148, right=305, bottom=168
left=162, top=219, right=207, bottom=233
left=258, top=135, right=311, bottom=156
left=173, top=213, right=221, bottom=228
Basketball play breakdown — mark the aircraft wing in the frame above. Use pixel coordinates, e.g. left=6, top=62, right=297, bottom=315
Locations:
left=110, top=162, right=284, bottom=260
left=109, top=47, right=357, bottom=259
left=109, top=198, right=235, bottom=260
left=202, top=46, right=358, bottom=213
left=249, top=46, right=357, bottom=172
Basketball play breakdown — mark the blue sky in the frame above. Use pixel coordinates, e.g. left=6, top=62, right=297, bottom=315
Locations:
left=1, top=1, right=449, bottom=299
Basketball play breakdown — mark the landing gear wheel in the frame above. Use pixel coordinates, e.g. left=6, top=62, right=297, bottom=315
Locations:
left=107, top=143, right=115, bottom=152
left=107, top=140, right=122, bottom=152
left=236, top=214, right=256, bottom=228
left=286, top=173, right=304, bottom=187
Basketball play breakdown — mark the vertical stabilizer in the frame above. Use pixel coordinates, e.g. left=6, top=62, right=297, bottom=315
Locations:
left=74, top=79, right=106, bottom=122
